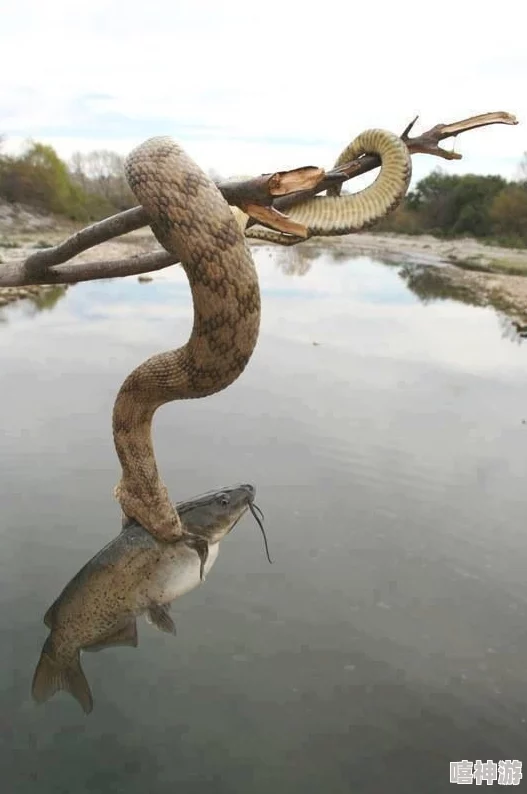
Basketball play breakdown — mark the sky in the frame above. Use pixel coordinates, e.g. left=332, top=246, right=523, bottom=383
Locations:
left=0, top=0, right=526, bottom=188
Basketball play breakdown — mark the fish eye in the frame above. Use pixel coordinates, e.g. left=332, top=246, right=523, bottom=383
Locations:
left=217, top=493, right=230, bottom=506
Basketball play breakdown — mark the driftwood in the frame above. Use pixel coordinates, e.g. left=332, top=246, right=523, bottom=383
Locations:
left=0, top=111, right=518, bottom=288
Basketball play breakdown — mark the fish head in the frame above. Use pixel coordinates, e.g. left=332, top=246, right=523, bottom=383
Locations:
left=176, top=483, right=256, bottom=545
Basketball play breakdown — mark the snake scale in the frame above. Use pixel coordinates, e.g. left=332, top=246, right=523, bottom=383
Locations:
left=113, top=130, right=412, bottom=542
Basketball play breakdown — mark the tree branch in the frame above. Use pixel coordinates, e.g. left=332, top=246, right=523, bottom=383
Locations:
left=21, top=166, right=326, bottom=279
left=2, top=110, right=518, bottom=287
left=2, top=249, right=176, bottom=286
left=22, top=207, right=147, bottom=274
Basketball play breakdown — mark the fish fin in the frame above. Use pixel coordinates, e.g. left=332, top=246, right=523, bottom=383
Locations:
left=147, top=605, right=177, bottom=635
left=83, top=620, right=138, bottom=652
left=185, top=536, right=209, bottom=582
left=32, top=644, right=93, bottom=715
left=43, top=604, right=56, bottom=628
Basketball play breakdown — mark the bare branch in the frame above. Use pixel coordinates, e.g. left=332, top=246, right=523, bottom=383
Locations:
left=1, top=250, right=176, bottom=286
left=2, top=110, right=518, bottom=288
left=23, top=207, right=147, bottom=275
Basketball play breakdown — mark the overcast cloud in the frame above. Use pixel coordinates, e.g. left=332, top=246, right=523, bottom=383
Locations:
left=1, top=0, right=525, bottom=185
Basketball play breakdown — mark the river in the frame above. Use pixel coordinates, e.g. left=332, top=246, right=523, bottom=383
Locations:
left=1, top=245, right=526, bottom=792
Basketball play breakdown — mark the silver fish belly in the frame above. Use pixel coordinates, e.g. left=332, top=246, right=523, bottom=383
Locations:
left=148, top=541, right=220, bottom=604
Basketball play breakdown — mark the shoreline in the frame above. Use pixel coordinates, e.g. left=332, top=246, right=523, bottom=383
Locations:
left=2, top=213, right=527, bottom=323
left=289, top=230, right=527, bottom=274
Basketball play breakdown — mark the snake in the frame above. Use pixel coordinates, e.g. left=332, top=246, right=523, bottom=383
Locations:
left=234, top=129, right=412, bottom=244
left=112, top=130, right=412, bottom=543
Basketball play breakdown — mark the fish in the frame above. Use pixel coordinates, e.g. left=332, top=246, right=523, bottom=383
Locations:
left=31, top=483, right=270, bottom=714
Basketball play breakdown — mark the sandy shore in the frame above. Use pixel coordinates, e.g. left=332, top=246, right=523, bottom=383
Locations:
left=310, top=230, right=527, bottom=273
left=2, top=201, right=527, bottom=324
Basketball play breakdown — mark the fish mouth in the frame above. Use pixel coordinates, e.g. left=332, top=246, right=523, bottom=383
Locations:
left=239, top=483, right=256, bottom=500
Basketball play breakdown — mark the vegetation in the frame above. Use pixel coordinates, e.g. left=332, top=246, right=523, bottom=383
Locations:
left=377, top=154, right=527, bottom=248
left=0, top=137, right=135, bottom=222
left=1, top=134, right=526, bottom=248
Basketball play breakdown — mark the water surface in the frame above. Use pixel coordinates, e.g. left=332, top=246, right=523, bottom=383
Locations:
left=1, top=246, right=527, bottom=793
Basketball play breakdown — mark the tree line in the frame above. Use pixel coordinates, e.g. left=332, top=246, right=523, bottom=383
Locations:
left=1, top=136, right=526, bottom=247
left=0, top=136, right=137, bottom=221
left=376, top=155, right=527, bottom=248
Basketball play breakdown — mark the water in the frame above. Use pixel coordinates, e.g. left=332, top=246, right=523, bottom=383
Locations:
left=1, top=245, right=527, bottom=793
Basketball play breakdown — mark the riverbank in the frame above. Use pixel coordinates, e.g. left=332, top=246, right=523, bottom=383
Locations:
left=297, top=230, right=527, bottom=275
left=2, top=203, right=527, bottom=323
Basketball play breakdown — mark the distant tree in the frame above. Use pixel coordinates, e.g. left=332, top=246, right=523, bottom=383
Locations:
left=489, top=184, right=527, bottom=246
left=69, top=149, right=135, bottom=211
left=0, top=141, right=81, bottom=216
left=406, top=170, right=507, bottom=238
left=0, top=140, right=119, bottom=220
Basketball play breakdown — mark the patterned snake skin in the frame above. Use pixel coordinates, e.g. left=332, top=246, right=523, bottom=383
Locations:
left=113, top=137, right=260, bottom=542
left=113, top=131, right=411, bottom=543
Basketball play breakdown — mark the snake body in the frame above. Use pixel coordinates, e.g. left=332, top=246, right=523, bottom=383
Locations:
left=113, top=130, right=411, bottom=543
left=239, top=129, right=411, bottom=244
left=113, top=137, right=260, bottom=542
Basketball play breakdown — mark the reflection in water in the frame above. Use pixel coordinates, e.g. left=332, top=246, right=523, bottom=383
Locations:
left=32, top=484, right=260, bottom=714
left=399, top=264, right=527, bottom=345
left=497, top=315, right=527, bottom=345
left=271, top=245, right=312, bottom=277
left=0, top=285, right=68, bottom=322
left=268, top=239, right=366, bottom=277
left=400, top=264, right=488, bottom=308
left=268, top=245, right=527, bottom=347
left=30, top=286, right=68, bottom=313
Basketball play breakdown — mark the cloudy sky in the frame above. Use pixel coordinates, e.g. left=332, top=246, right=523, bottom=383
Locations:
left=1, top=0, right=525, bottom=186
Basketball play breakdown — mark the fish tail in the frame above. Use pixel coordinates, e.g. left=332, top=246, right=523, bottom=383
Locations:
left=31, top=637, right=93, bottom=715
